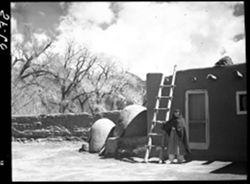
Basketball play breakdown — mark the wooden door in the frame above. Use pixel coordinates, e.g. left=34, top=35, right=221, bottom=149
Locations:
left=185, top=90, right=209, bottom=149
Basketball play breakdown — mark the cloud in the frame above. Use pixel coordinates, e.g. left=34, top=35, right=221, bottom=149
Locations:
left=11, top=15, right=51, bottom=56
left=39, top=11, right=46, bottom=16
left=11, top=2, right=16, bottom=9
left=221, top=38, right=245, bottom=63
left=54, top=2, right=245, bottom=79
left=11, top=16, right=24, bottom=49
left=233, top=2, right=244, bottom=16
left=65, top=2, right=114, bottom=25
left=11, top=17, right=17, bottom=33
left=33, top=32, right=50, bottom=46
left=59, top=2, right=66, bottom=9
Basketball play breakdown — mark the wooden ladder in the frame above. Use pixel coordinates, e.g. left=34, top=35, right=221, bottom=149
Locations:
left=144, top=65, right=177, bottom=163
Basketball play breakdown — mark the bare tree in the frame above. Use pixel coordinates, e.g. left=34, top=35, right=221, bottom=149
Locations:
left=11, top=29, right=146, bottom=115
left=71, top=87, right=93, bottom=112
left=11, top=29, right=54, bottom=115
left=37, top=42, right=98, bottom=113
left=84, top=61, right=134, bottom=113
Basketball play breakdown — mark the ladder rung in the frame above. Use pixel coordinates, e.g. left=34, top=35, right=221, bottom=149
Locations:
left=154, top=108, right=170, bottom=111
left=156, top=96, right=173, bottom=99
left=148, top=133, right=164, bottom=136
left=145, top=144, right=163, bottom=148
left=159, top=84, right=176, bottom=88
left=152, top=120, right=167, bottom=124
left=146, top=145, right=157, bottom=148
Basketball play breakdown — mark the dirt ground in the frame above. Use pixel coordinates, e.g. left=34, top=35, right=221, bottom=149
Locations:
left=12, top=141, right=247, bottom=181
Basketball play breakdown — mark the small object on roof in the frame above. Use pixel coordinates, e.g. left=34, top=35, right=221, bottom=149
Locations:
left=192, top=77, right=197, bottom=82
left=207, top=74, right=217, bottom=80
left=214, top=56, right=233, bottom=67
left=235, top=70, right=243, bottom=78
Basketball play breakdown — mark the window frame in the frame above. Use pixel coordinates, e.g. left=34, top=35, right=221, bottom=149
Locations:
left=236, top=91, right=247, bottom=115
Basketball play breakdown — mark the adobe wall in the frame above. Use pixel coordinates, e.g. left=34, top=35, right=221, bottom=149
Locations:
left=12, top=111, right=121, bottom=140
left=147, top=64, right=247, bottom=161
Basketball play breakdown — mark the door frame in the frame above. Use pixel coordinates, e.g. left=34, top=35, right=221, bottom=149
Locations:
left=185, top=89, right=210, bottom=150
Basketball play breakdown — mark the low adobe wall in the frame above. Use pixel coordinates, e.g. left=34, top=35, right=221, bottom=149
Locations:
left=12, top=111, right=121, bottom=141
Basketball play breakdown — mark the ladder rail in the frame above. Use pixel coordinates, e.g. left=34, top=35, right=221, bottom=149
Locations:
left=144, top=65, right=177, bottom=163
left=151, top=74, right=166, bottom=124
left=165, top=64, right=177, bottom=121
left=145, top=73, right=166, bottom=163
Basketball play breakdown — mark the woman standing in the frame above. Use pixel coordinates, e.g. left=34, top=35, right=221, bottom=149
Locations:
left=162, top=109, right=190, bottom=163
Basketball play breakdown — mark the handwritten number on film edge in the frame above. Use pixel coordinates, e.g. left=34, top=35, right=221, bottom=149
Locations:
left=0, top=10, right=9, bottom=50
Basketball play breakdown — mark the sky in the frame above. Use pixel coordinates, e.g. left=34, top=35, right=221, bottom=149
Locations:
left=11, top=2, right=245, bottom=80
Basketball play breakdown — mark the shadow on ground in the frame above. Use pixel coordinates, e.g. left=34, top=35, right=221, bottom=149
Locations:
left=100, top=155, right=193, bottom=164
left=210, top=161, right=247, bottom=175
left=101, top=155, right=247, bottom=175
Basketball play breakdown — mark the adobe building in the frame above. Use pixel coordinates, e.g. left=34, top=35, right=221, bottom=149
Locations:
left=147, top=63, right=247, bottom=161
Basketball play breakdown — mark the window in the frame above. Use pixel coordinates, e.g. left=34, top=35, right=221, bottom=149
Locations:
left=236, top=91, right=247, bottom=115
